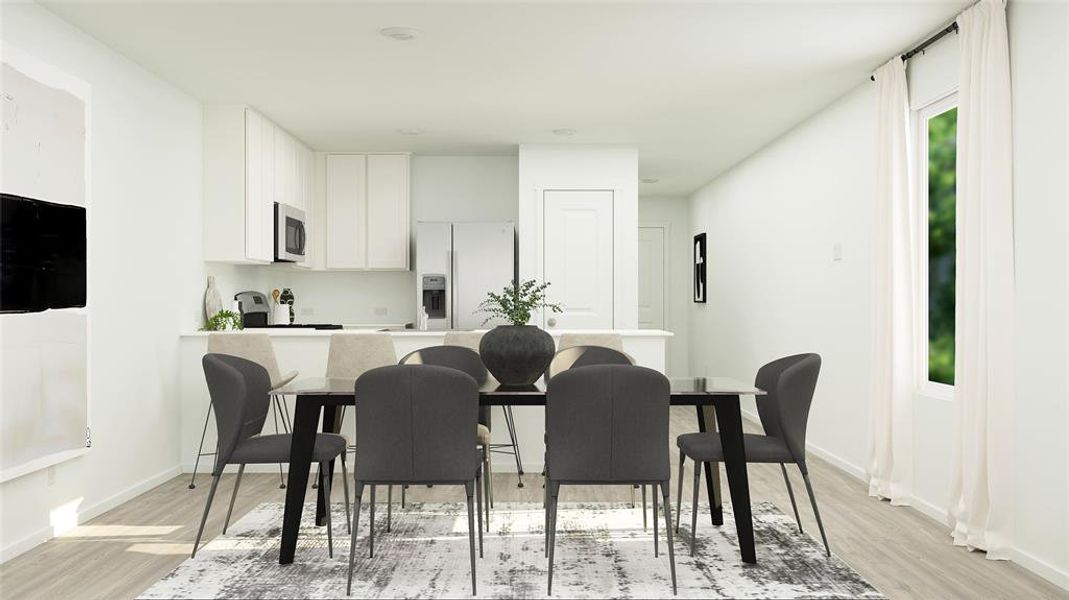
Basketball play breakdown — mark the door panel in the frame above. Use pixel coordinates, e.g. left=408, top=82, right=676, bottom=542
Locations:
left=366, top=154, right=409, bottom=269
left=325, top=154, right=367, bottom=268
left=542, top=190, right=614, bottom=329
left=453, top=222, right=515, bottom=330
left=638, top=226, right=665, bottom=329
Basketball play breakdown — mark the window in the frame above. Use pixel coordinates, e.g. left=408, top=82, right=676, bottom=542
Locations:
left=916, top=96, right=957, bottom=388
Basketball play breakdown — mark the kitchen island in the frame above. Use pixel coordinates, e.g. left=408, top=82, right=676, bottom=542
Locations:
left=178, top=329, right=672, bottom=475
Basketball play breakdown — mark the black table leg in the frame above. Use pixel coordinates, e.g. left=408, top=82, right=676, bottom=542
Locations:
left=695, top=405, right=724, bottom=526
left=316, top=405, right=343, bottom=526
left=714, top=395, right=756, bottom=564
left=280, top=396, right=323, bottom=565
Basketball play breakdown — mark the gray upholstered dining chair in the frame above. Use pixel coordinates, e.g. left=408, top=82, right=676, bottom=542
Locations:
left=193, top=354, right=348, bottom=559
left=544, top=344, right=651, bottom=519
left=345, top=364, right=484, bottom=596
left=675, top=353, right=828, bottom=556
left=399, top=345, right=492, bottom=529
left=191, top=333, right=299, bottom=489
left=545, top=364, right=677, bottom=596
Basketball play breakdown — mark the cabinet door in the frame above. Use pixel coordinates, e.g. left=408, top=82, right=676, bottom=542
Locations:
left=325, top=154, right=367, bottom=269
left=542, top=189, right=614, bottom=328
left=366, top=154, right=409, bottom=269
left=244, top=110, right=273, bottom=262
left=258, top=120, right=276, bottom=261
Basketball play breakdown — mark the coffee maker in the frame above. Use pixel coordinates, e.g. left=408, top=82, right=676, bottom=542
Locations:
left=234, top=290, right=270, bottom=328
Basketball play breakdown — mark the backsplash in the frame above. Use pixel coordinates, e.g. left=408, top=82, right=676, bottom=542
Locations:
left=204, top=264, right=417, bottom=326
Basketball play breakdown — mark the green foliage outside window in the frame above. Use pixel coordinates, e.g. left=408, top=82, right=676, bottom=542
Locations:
left=928, top=107, right=957, bottom=385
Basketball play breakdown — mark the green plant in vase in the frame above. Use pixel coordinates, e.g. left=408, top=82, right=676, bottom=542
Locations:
left=476, top=279, right=563, bottom=326
left=475, top=279, right=563, bottom=387
left=204, top=309, right=243, bottom=332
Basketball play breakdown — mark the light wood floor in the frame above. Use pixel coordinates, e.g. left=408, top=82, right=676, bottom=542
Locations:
left=1, top=408, right=1064, bottom=599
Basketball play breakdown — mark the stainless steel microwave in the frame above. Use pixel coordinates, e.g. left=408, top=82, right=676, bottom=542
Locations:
left=274, top=202, right=306, bottom=262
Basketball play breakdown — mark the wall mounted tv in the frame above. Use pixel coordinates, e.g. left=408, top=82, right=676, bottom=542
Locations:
left=1, top=193, right=86, bottom=314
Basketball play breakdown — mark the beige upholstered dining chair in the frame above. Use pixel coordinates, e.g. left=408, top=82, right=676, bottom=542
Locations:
left=557, top=332, right=625, bottom=353
left=191, top=333, right=299, bottom=489
left=444, top=331, right=527, bottom=499
left=326, top=333, right=398, bottom=519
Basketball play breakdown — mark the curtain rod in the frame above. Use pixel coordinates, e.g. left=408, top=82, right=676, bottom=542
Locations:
left=870, top=22, right=959, bottom=81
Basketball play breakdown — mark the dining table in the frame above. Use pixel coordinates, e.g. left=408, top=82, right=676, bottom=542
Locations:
left=274, top=375, right=765, bottom=566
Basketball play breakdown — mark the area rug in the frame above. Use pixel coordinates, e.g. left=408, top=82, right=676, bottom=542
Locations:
left=141, top=501, right=883, bottom=599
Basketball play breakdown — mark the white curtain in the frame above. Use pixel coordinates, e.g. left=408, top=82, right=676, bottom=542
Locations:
left=948, top=0, right=1015, bottom=559
left=867, top=57, right=916, bottom=505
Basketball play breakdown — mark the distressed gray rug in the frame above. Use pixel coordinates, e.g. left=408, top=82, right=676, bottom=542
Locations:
left=141, top=501, right=883, bottom=599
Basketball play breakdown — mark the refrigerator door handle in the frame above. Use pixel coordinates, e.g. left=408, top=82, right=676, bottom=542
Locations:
left=450, top=249, right=457, bottom=329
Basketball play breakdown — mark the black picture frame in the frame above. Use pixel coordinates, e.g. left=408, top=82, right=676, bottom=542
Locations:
left=693, top=233, right=707, bottom=303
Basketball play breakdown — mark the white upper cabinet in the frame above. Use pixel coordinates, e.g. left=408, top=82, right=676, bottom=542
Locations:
left=325, top=154, right=367, bottom=269
left=203, top=105, right=312, bottom=264
left=366, top=154, right=410, bottom=269
left=324, top=153, right=410, bottom=271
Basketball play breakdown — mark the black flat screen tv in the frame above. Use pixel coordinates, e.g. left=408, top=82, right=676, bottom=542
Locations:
left=1, top=193, right=87, bottom=313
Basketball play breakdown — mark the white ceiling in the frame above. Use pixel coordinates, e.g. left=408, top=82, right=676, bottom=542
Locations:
left=41, top=0, right=968, bottom=195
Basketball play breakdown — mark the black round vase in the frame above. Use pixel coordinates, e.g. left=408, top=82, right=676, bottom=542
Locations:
left=479, top=325, right=555, bottom=387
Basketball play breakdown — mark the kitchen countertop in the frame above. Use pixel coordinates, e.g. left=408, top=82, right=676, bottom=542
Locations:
left=180, top=328, right=674, bottom=338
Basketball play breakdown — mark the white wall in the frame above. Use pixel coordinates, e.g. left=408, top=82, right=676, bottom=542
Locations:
left=0, top=3, right=204, bottom=561
left=686, top=1, right=1069, bottom=587
left=639, top=196, right=690, bottom=376
left=517, top=145, right=639, bottom=328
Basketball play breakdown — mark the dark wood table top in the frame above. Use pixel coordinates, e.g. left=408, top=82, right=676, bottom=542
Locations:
left=278, top=376, right=764, bottom=405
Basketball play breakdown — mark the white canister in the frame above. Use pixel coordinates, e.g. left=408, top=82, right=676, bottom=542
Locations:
left=273, top=303, right=291, bottom=325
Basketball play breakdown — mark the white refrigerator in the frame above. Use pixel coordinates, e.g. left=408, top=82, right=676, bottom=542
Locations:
left=416, top=221, right=516, bottom=330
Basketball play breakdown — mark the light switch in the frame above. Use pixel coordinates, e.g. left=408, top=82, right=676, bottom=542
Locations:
left=832, top=243, right=843, bottom=262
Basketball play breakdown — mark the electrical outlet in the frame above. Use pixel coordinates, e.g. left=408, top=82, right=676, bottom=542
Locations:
left=301, top=307, right=314, bottom=316
left=374, top=307, right=388, bottom=317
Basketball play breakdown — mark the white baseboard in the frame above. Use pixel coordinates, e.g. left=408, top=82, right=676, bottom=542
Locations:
left=0, top=464, right=180, bottom=564
left=181, top=461, right=544, bottom=476
left=1012, top=548, right=1069, bottom=591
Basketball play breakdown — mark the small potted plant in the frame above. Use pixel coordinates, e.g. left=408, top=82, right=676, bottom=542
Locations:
left=204, top=309, right=243, bottom=332
left=475, top=279, right=563, bottom=386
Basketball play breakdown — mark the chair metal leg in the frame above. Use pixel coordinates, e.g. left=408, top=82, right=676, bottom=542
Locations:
left=660, top=482, right=678, bottom=595
left=642, top=484, right=648, bottom=530
left=801, top=472, right=831, bottom=557
left=191, top=474, right=221, bottom=558
left=401, top=485, right=406, bottom=508
left=369, top=485, right=376, bottom=558
left=465, top=481, right=477, bottom=596
left=544, top=473, right=550, bottom=557
left=781, top=464, right=803, bottom=533
left=341, top=455, right=351, bottom=534
left=320, top=462, right=334, bottom=558
left=482, top=446, right=492, bottom=530
left=387, top=485, right=393, bottom=532
left=222, top=465, right=245, bottom=534
left=631, top=484, right=636, bottom=508
left=346, top=481, right=365, bottom=596
left=653, top=485, right=659, bottom=557
left=675, top=453, right=685, bottom=532
left=547, top=481, right=559, bottom=596
left=502, top=405, right=525, bottom=487
left=691, top=459, right=701, bottom=556
left=188, top=401, right=213, bottom=489
left=271, top=396, right=286, bottom=489
left=476, top=470, right=484, bottom=558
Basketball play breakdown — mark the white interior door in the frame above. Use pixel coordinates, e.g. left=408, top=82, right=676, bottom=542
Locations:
left=542, top=190, right=614, bottom=329
left=638, top=226, right=665, bottom=329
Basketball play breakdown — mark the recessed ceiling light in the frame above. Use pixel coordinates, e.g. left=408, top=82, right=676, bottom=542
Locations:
left=552, top=128, right=576, bottom=136
left=379, top=26, right=420, bottom=41
left=641, top=178, right=660, bottom=184
left=396, top=128, right=424, bottom=136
